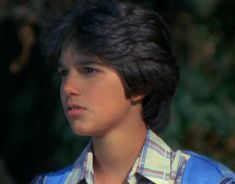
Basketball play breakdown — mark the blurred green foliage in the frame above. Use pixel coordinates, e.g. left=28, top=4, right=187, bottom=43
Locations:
left=0, top=0, right=234, bottom=183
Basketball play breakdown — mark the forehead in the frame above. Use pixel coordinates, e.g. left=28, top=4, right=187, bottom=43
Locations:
left=59, top=43, right=104, bottom=67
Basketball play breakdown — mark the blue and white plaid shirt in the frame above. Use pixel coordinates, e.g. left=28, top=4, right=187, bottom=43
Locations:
left=32, top=129, right=235, bottom=184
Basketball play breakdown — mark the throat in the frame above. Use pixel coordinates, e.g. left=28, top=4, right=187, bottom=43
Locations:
left=92, top=126, right=147, bottom=183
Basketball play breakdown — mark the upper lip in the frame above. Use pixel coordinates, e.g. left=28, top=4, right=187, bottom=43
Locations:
left=65, top=102, right=85, bottom=111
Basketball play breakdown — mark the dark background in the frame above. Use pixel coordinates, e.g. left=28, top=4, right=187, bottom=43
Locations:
left=0, top=0, right=235, bottom=183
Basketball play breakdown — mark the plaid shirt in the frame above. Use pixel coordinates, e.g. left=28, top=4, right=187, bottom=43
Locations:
left=34, top=129, right=190, bottom=184
left=33, top=129, right=235, bottom=183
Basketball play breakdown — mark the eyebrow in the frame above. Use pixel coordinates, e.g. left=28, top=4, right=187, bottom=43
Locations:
left=58, top=60, right=104, bottom=68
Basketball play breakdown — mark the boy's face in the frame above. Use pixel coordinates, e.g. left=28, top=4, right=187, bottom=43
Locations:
left=59, top=44, right=143, bottom=137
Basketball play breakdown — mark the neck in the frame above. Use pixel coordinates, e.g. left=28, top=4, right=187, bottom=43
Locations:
left=92, top=120, right=147, bottom=182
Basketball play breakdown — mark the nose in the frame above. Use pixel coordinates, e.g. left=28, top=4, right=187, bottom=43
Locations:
left=61, top=73, right=81, bottom=97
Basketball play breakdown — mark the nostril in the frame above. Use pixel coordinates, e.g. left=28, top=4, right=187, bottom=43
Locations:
left=62, top=81, right=80, bottom=96
left=60, top=71, right=81, bottom=96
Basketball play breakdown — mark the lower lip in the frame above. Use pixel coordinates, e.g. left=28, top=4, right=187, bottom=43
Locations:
left=67, top=108, right=84, bottom=117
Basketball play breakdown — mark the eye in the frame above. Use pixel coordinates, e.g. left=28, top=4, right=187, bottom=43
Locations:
left=81, top=67, right=98, bottom=75
left=58, top=69, right=68, bottom=77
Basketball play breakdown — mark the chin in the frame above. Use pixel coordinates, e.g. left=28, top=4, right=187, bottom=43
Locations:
left=71, top=128, right=90, bottom=136
left=71, top=126, right=106, bottom=138
left=70, top=125, right=95, bottom=137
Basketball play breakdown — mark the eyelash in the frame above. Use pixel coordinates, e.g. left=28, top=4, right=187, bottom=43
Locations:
left=58, top=70, right=68, bottom=77
left=58, top=67, right=99, bottom=78
left=81, top=67, right=98, bottom=75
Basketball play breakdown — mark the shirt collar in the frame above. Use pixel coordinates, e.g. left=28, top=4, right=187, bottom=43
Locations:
left=72, top=141, right=95, bottom=183
left=70, top=129, right=190, bottom=184
left=134, top=130, right=190, bottom=183
left=130, top=129, right=173, bottom=183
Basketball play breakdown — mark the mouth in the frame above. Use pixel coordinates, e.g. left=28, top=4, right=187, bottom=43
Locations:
left=65, top=103, right=85, bottom=117
left=67, top=105, right=82, bottom=111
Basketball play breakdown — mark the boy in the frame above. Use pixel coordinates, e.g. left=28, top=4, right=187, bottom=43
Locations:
left=33, top=0, right=235, bottom=183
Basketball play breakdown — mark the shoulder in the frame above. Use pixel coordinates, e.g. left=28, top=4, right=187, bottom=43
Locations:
left=31, top=142, right=92, bottom=184
left=31, top=165, right=74, bottom=184
left=181, top=151, right=235, bottom=184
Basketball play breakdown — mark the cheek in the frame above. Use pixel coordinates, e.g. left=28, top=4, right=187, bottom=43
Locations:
left=87, top=82, right=129, bottom=112
left=60, top=86, right=64, bottom=100
left=60, top=86, right=66, bottom=107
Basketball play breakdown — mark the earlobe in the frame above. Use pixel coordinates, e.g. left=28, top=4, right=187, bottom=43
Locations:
left=130, top=94, right=145, bottom=104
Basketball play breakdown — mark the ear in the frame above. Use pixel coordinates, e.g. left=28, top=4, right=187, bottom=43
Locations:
left=130, top=93, right=145, bottom=104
